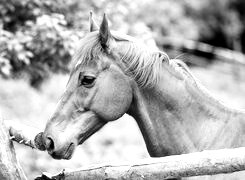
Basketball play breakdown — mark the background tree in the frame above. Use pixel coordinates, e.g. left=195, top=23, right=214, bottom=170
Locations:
left=1, top=0, right=245, bottom=87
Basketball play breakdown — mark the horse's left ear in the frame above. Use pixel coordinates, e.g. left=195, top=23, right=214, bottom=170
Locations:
left=99, top=13, right=112, bottom=49
left=89, top=11, right=99, bottom=32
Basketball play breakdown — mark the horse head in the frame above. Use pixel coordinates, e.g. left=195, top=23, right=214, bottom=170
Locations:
left=39, top=13, right=136, bottom=159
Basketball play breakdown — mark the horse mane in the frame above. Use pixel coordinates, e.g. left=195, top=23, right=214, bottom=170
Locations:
left=114, top=34, right=170, bottom=87
left=71, top=31, right=196, bottom=88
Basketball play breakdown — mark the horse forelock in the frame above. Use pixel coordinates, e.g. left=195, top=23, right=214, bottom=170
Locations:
left=70, top=31, right=133, bottom=69
left=70, top=32, right=102, bottom=69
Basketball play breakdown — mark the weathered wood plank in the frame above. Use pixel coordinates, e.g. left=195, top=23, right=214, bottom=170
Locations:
left=35, top=147, right=245, bottom=180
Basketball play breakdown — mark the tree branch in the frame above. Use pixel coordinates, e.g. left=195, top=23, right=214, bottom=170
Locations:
left=5, top=120, right=45, bottom=151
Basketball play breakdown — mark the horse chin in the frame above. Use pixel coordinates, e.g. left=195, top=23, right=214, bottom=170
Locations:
left=63, top=142, right=75, bottom=160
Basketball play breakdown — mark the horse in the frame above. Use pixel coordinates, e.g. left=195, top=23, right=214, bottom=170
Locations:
left=36, top=13, right=245, bottom=179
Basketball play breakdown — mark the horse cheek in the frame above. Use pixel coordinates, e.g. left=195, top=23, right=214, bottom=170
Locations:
left=92, top=78, right=132, bottom=121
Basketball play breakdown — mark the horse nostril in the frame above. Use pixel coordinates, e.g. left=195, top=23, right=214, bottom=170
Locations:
left=46, top=137, right=55, bottom=152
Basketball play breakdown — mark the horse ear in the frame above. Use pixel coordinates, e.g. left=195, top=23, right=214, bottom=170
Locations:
left=99, top=13, right=111, bottom=49
left=89, top=11, right=99, bottom=32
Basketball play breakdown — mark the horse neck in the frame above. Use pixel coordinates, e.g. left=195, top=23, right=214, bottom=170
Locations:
left=128, top=63, right=245, bottom=157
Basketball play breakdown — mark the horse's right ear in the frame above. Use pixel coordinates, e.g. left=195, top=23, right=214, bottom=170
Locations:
left=99, top=13, right=112, bottom=49
left=89, top=11, right=99, bottom=32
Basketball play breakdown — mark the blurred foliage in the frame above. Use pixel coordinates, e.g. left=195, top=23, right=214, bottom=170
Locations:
left=138, top=0, right=245, bottom=51
left=1, top=0, right=245, bottom=87
left=0, top=0, right=81, bottom=87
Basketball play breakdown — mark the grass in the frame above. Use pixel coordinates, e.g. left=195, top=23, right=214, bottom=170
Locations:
left=0, top=61, right=245, bottom=179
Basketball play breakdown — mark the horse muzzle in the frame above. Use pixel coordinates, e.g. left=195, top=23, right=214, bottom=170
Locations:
left=34, top=132, right=76, bottom=160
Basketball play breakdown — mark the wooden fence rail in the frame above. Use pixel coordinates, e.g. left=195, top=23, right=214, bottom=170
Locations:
left=35, top=147, right=245, bottom=180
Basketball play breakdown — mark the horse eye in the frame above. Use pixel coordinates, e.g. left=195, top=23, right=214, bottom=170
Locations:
left=80, top=75, right=96, bottom=87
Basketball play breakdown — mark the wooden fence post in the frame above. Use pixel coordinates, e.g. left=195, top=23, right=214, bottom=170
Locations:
left=0, top=120, right=26, bottom=180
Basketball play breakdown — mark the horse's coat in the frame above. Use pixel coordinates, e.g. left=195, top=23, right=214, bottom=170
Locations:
left=40, top=14, right=245, bottom=178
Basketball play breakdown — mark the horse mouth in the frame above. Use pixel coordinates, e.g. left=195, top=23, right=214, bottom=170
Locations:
left=49, top=143, right=75, bottom=160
